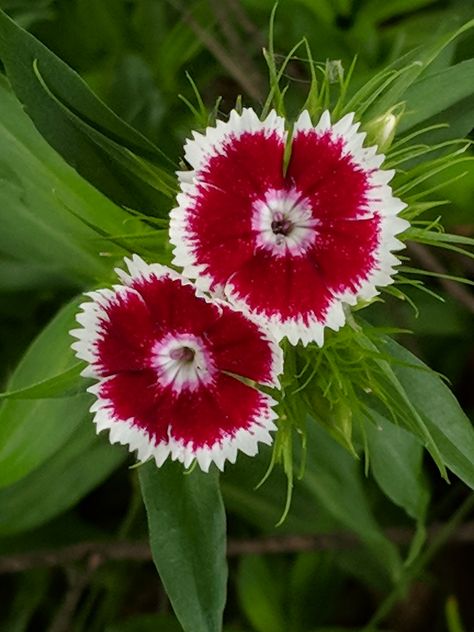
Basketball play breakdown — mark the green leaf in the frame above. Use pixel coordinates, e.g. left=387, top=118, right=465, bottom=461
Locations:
left=399, top=59, right=474, bottom=132
left=223, top=423, right=402, bottom=586
left=237, top=556, right=286, bottom=632
left=0, top=8, right=173, bottom=207
left=31, top=58, right=177, bottom=201
left=412, top=94, right=474, bottom=143
left=355, top=325, right=447, bottom=477
left=377, top=337, right=474, bottom=489
left=302, top=423, right=402, bottom=581
left=0, top=419, right=125, bottom=536
left=0, top=75, right=139, bottom=284
left=139, top=461, right=227, bottom=632
left=357, top=0, right=438, bottom=24
left=367, top=19, right=474, bottom=119
left=0, top=299, right=91, bottom=488
left=0, top=362, right=84, bottom=400
left=365, top=409, right=430, bottom=522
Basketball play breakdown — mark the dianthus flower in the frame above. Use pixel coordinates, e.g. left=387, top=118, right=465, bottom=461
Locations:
left=170, top=108, right=409, bottom=345
left=70, top=256, right=283, bottom=471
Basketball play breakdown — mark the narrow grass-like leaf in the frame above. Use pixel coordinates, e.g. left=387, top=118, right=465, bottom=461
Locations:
left=367, top=19, right=474, bottom=118
left=0, top=75, right=140, bottom=284
left=0, top=9, right=173, bottom=207
left=399, top=59, right=474, bottom=132
left=223, top=422, right=402, bottom=587
left=354, top=328, right=446, bottom=477
left=400, top=266, right=474, bottom=286
left=32, top=59, right=177, bottom=201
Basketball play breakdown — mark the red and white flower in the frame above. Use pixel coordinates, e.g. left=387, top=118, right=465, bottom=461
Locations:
left=70, top=256, right=283, bottom=472
left=170, top=108, right=409, bottom=346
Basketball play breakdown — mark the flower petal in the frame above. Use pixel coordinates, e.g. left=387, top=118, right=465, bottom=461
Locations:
left=118, top=255, right=222, bottom=335
left=311, top=216, right=382, bottom=295
left=171, top=108, right=408, bottom=345
left=183, top=107, right=286, bottom=172
left=70, top=285, right=155, bottom=378
left=90, top=371, right=277, bottom=473
left=170, top=108, right=286, bottom=291
left=208, top=303, right=283, bottom=386
left=288, top=119, right=371, bottom=222
left=167, top=374, right=278, bottom=472
left=90, top=371, right=171, bottom=465
left=72, top=256, right=283, bottom=471
left=224, top=250, right=345, bottom=346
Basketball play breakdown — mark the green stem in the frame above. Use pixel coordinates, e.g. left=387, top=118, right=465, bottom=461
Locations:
left=362, top=493, right=474, bottom=631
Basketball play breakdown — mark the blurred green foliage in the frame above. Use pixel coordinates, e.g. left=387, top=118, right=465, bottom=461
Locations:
left=0, top=1, right=473, bottom=631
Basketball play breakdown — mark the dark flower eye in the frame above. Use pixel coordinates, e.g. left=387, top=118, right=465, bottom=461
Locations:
left=70, top=256, right=283, bottom=472
left=170, top=108, right=408, bottom=346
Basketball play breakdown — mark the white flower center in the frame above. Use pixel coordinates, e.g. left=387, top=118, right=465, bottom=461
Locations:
left=252, top=188, right=318, bottom=257
left=152, top=334, right=215, bottom=393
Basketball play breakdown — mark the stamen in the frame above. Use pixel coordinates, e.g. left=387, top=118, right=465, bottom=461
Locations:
left=271, top=212, right=294, bottom=236
left=253, top=188, right=318, bottom=256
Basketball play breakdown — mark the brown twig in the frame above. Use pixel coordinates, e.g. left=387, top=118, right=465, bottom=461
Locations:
left=407, top=241, right=474, bottom=314
left=207, top=0, right=265, bottom=91
left=2, top=522, right=474, bottom=575
left=208, top=0, right=244, bottom=56
left=168, top=0, right=264, bottom=102
left=225, top=0, right=263, bottom=41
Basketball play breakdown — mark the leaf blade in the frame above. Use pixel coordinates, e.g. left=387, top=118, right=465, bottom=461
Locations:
left=0, top=299, right=90, bottom=488
left=139, top=461, right=227, bottom=632
left=377, top=337, right=474, bottom=489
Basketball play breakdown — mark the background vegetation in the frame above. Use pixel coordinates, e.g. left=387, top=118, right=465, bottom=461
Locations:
left=0, top=1, right=473, bottom=631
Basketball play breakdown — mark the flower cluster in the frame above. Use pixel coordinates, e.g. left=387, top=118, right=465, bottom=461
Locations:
left=71, top=108, right=408, bottom=471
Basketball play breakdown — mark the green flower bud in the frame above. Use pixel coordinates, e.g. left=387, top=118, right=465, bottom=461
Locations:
left=365, top=107, right=403, bottom=153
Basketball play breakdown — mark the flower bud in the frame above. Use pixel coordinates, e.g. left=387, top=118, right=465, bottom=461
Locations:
left=365, top=108, right=402, bottom=153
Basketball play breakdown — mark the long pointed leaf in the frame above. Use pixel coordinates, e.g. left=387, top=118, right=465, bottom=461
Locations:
left=0, top=9, right=172, bottom=207
left=378, top=337, right=474, bottom=489
left=0, top=363, right=85, bottom=401
left=139, top=461, right=227, bottom=632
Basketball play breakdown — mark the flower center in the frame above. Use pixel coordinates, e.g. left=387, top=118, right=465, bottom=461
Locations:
left=169, top=345, right=195, bottom=363
left=271, top=213, right=294, bottom=237
left=252, top=188, right=318, bottom=257
left=152, top=334, right=215, bottom=393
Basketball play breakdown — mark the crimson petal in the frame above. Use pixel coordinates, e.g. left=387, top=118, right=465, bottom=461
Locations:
left=71, top=256, right=283, bottom=471
left=71, top=286, right=156, bottom=378
left=170, top=108, right=409, bottom=345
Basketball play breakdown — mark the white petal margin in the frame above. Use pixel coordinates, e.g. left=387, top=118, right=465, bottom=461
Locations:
left=167, top=392, right=279, bottom=472
left=70, top=285, right=147, bottom=379
left=224, top=278, right=346, bottom=348
left=169, top=108, right=286, bottom=293
left=87, top=380, right=278, bottom=473
left=182, top=107, right=286, bottom=171
left=71, top=255, right=284, bottom=472
left=293, top=109, right=409, bottom=312
left=87, top=380, right=171, bottom=466
left=115, top=253, right=223, bottom=309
